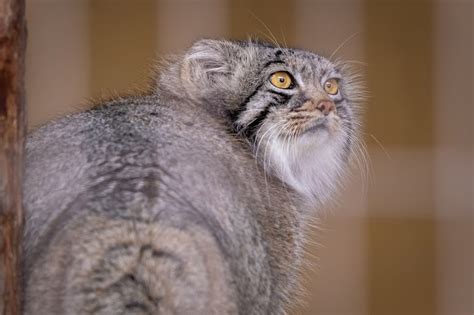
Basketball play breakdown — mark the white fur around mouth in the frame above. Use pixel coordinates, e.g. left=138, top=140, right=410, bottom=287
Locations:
left=302, top=117, right=328, bottom=135
left=265, top=123, right=346, bottom=202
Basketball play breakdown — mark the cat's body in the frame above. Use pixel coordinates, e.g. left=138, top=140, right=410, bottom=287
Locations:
left=23, top=95, right=301, bottom=314
left=22, top=40, right=363, bottom=314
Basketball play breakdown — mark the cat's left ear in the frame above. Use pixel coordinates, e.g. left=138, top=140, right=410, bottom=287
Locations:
left=180, top=39, right=241, bottom=91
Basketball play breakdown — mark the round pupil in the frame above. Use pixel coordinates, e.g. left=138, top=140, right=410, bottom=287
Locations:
left=279, top=76, right=285, bottom=83
left=326, top=82, right=332, bottom=88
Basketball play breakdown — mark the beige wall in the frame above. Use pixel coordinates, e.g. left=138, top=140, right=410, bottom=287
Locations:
left=26, top=0, right=90, bottom=128
left=434, top=2, right=473, bottom=315
left=25, top=1, right=473, bottom=314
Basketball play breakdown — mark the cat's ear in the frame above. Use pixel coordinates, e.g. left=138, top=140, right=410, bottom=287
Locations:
left=180, top=39, right=240, bottom=91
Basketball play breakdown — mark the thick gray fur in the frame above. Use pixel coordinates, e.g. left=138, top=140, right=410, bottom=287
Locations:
left=22, top=39, right=364, bottom=314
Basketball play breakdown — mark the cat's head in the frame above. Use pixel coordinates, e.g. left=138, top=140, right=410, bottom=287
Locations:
left=158, top=39, right=365, bottom=203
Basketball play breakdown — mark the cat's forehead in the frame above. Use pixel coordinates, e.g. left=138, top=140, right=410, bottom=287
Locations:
left=245, top=42, right=336, bottom=74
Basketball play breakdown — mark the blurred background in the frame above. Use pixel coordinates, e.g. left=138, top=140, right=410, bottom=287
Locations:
left=26, top=0, right=472, bottom=314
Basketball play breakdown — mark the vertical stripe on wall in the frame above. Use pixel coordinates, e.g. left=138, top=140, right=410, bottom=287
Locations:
left=365, top=1, right=436, bottom=315
left=365, top=0, right=434, bottom=148
left=434, top=2, right=473, bottom=315
left=89, top=0, right=156, bottom=98
left=229, top=0, right=295, bottom=46
left=26, top=0, right=90, bottom=129
left=295, top=0, right=365, bottom=62
left=155, top=0, right=229, bottom=55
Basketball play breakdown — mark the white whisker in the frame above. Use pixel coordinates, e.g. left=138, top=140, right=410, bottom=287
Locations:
left=329, top=32, right=361, bottom=61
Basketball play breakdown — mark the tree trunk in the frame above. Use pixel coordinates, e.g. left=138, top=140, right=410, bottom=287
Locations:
left=0, top=0, right=26, bottom=314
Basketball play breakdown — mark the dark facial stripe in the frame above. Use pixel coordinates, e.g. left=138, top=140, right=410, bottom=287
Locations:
left=239, top=103, right=277, bottom=139
left=228, top=82, right=264, bottom=123
left=320, top=68, right=327, bottom=78
left=268, top=89, right=291, bottom=99
left=334, top=97, right=346, bottom=105
left=241, top=82, right=264, bottom=106
left=263, top=60, right=285, bottom=69
left=245, top=107, right=270, bottom=134
left=238, top=87, right=292, bottom=138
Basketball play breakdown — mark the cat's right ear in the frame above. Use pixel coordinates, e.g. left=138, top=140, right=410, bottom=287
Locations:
left=180, top=39, right=240, bottom=94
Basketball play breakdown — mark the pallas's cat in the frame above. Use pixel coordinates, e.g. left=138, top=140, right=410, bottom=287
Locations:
left=23, top=39, right=364, bottom=314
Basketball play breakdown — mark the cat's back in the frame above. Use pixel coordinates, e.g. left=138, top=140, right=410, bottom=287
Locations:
left=24, top=93, right=259, bottom=248
left=23, top=94, right=280, bottom=314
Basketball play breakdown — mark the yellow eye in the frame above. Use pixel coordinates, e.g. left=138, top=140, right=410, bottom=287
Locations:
left=324, top=78, right=339, bottom=95
left=270, top=71, right=293, bottom=89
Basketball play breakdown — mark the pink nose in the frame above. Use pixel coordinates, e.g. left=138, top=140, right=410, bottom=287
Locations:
left=316, top=100, right=336, bottom=116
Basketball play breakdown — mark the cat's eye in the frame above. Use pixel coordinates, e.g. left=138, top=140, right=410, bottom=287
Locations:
left=270, top=71, right=293, bottom=89
left=324, top=79, right=339, bottom=95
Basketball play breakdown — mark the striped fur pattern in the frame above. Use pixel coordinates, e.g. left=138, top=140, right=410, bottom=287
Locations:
left=22, top=39, right=363, bottom=314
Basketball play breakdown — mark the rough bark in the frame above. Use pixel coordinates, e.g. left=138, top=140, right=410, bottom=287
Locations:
left=0, top=0, right=26, bottom=314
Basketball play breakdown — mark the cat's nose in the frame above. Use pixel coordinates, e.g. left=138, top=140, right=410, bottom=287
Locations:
left=316, top=100, right=336, bottom=116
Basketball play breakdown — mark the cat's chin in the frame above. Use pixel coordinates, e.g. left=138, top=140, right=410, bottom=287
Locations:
left=298, top=127, right=331, bottom=148
left=297, top=115, right=342, bottom=144
left=298, top=120, right=343, bottom=150
left=267, top=129, right=346, bottom=203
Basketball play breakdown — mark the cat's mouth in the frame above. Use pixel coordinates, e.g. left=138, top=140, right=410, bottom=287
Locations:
left=301, top=117, right=330, bottom=135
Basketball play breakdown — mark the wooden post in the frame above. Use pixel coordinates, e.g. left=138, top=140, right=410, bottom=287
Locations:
left=0, top=0, right=26, bottom=314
